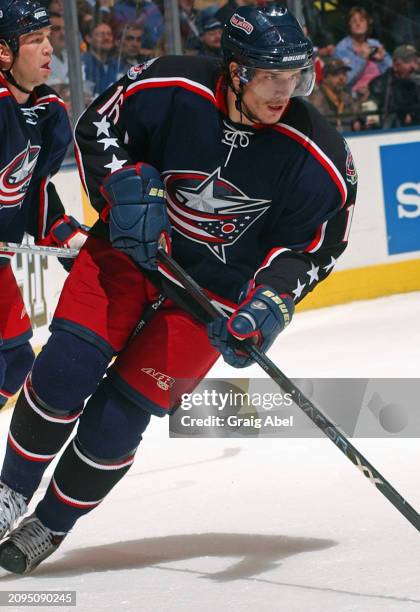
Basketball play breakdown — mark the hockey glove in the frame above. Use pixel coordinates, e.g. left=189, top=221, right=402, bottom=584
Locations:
left=101, top=163, right=171, bottom=271
left=208, top=285, right=295, bottom=368
left=37, top=215, right=89, bottom=272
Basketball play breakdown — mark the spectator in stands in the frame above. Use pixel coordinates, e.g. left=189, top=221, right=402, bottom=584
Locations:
left=82, top=21, right=119, bottom=96
left=368, top=44, right=420, bottom=128
left=113, top=0, right=164, bottom=49
left=179, top=0, right=201, bottom=53
left=47, top=0, right=63, bottom=14
left=80, top=1, right=116, bottom=27
left=116, top=22, right=153, bottom=78
left=47, top=12, right=69, bottom=88
left=197, top=16, right=222, bottom=58
left=309, top=57, right=361, bottom=132
left=336, top=6, right=391, bottom=100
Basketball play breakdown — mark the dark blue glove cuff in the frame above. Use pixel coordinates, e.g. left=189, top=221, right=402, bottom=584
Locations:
left=101, top=164, right=171, bottom=271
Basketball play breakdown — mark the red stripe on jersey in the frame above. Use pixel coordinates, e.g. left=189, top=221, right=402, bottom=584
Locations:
left=254, top=247, right=290, bottom=278
left=124, top=79, right=216, bottom=106
left=35, top=94, right=67, bottom=109
left=204, top=288, right=238, bottom=312
left=215, top=76, right=227, bottom=113
left=168, top=215, right=226, bottom=244
left=157, top=262, right=237, bottom=313
left=273, top=124, right=347, bottom=207
left=303, top=220, right=327, bottom=253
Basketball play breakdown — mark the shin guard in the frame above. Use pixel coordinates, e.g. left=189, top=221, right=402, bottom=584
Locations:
left=1, top=376, right=82, bottom=500
left=36, top=380, right=151, bottom=533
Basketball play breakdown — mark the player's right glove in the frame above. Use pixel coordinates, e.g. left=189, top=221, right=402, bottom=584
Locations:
left=101, top=163, right=171, bottom=271
left=208, top=284, right=295, bottom=368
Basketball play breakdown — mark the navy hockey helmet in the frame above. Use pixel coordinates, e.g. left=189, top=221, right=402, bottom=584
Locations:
left=222, top=6, right=314, bottom=96
left=0, top=0, right=50, bottom=54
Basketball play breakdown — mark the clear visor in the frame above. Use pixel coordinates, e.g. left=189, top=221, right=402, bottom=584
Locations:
left=237, top=63, right=315, bottom=101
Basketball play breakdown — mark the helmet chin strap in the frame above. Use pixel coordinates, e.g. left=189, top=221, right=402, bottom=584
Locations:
left=233, top=82, right=260, bottom=125
left=1, top=44, right=33, bottom=95
left=4, top=69, right=33, bottom=95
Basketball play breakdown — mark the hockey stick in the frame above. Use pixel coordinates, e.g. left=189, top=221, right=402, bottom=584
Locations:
left=156, top=248, right=420, bottom=532
left=1, top=240, right=167, bottom=337
left=0, top=242, right=79, bottom=259
left=129, top=292, right=167, bottom=340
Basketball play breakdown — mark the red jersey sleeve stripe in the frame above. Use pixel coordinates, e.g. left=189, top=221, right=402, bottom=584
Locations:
left=303, top=220, right=328, bottom=253
left=274, top=123, right=347, bottom=207
left=254, top=247, right=290, bottom=279
left=125, top=77, right=216, bottom=105
left=36, top=94, right=67, bottom=109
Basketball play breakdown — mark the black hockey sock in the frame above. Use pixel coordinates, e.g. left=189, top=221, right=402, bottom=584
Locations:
left=1, top=376, right=82, bottom=500
left=36, top=436, right=136, bottom=533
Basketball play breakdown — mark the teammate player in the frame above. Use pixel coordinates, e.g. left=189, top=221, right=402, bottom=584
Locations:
left=0, top=0, right=87, bottom=409
left=0, top=6, right=357, bottom=573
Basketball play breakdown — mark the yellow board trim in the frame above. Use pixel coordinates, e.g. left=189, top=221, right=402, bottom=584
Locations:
left=3, top=259, right=419, bottom=411
left=297, top=258, right=420, bottom=311
left=81, top=187, right=98, bottom=228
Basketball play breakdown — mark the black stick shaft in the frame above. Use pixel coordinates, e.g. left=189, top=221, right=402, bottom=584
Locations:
left=157, top=249, right=420, bottom=532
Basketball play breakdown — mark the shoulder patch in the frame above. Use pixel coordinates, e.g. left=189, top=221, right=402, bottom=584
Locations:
left=345, top=141, right=358, bottom=185
left=127, top=58, right=158, bottom=80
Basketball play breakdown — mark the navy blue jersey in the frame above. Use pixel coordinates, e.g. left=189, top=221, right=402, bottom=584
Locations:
left=75, top=55, right=357, bottom=310
left=0, top=74, right=72, bottom=244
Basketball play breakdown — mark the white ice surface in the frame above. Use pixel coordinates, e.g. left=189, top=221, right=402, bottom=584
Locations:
left=0, top=293, right=419, bottom=612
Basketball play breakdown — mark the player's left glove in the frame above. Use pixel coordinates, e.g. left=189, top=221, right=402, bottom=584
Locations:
left=101, top=163, right=171, bottom=271
left=37, top=215, right=89, bottom=272
left=208, top=284, right=294, bottom=368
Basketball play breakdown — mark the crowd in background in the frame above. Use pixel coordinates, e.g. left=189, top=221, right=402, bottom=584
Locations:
left=41, top=0, right=420, bottom=133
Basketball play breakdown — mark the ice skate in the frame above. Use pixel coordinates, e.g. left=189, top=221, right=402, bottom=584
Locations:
left=0, top=514, right=66, bottom=574
left=0, top=482, right=27, bottom=540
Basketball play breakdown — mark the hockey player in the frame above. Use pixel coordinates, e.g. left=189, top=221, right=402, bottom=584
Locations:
left=0, top=0, right=88, bottom=409
left=0, top=6, right=357, bottom=573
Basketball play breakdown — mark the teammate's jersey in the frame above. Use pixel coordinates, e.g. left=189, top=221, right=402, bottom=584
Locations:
left=0, top=74, right=72, bottom=245
left=75, top=55, right=358, bottom=309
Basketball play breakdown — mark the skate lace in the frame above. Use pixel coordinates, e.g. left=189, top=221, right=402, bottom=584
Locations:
left=9, top=518, right=57, bottom=563
left=0, top=485, right=27, bottom=533
left=221, top=121, right=253, bottom=167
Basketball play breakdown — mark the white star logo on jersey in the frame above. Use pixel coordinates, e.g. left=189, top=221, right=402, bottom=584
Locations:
left=323, top=256, right=336, bottom=273
left=93, top=116, right=111, bottom=137
left=163, top=168, right=270, bottom=263
left=306, top=262, right=319, bottom=285
left=105, top=154, right=127, bottom=173
left=98, top=137, right=119, bottom=151
left=292, top=278, right=306, bottom=299
left=0, top=142, right=41, bottom=209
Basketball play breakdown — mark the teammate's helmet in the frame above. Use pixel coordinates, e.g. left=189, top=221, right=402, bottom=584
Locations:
left=0, top=0, right=50, bottom=54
